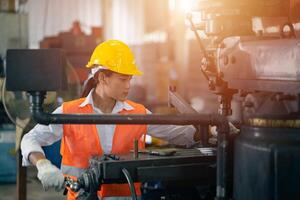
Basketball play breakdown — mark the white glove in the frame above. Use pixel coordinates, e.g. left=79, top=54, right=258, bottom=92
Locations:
left=36, top=159, right=65, bottom=191
left=229, top=122, right=240, bottom=134
left=210, top=122, right=240, bottom=137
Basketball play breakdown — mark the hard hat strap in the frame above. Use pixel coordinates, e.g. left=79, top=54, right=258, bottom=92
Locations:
left=91, top=65, right=108, bottom=75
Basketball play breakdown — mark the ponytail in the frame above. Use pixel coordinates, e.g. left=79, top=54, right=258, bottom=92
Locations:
left=80, top=69, right=113, bottom=98
left=81, top=72, right=99, bottom=97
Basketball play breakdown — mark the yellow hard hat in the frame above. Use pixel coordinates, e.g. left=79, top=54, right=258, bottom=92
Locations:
left=86, top=39, right=143, bottom=75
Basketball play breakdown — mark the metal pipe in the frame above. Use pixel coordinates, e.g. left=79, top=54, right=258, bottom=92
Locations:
left=186, top=14, right=208, bottom=59
left=28, top=92, right=225, bottom=126
left=199, top=125, right=209, bottom=146
left=133, top=139, right=138, bottom=159
left=168, top=90, right=198, bottom=114
left=215, top=129, right=228, bottom=200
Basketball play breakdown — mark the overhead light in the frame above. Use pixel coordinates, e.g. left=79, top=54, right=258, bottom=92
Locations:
left=169, top=0, right=196, bottom=13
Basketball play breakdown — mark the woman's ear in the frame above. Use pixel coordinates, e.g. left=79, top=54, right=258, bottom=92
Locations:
left=98, top=72, right=108, bottom=84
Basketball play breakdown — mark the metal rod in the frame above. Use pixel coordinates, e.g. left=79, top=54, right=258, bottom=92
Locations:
left=215, top=130, right=227, bottom=200
left=32, top=113, right=222, bottom=125
left=17, top=149, right=26, bottom=200
left=168, top=90, right=198, bottom=114
left=28, top=92, right=226, bottom=126
left=134, top=139, right=138, bottom=159
left=199, top=125, right=209, bottom=146
left=216, top=94, right=231, bottom=200
left=186, top=14, right=208, bottom=58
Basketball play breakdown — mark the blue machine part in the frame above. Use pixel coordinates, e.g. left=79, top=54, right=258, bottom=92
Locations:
left=42, top=140, right=62, bottom=169
left=0, top=125, right=16, bottom=183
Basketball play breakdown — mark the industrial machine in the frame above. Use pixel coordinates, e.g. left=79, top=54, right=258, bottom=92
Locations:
left=4, top=0, right=300, bottom=200
left=186, top=0, right=300, bottom=199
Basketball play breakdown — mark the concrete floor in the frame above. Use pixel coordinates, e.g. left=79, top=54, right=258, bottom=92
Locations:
left=0, top=166, right=65, bottom=200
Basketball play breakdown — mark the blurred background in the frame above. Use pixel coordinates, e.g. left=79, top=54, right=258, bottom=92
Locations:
left=0, top=1, right=217, bottom=199
left=0, top=0, right=218, bottom=116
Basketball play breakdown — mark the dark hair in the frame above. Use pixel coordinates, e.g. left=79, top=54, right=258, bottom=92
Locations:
left=81, top=69, right=113, bottom=97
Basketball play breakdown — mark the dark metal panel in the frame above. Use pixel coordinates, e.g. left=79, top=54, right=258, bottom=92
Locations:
left=90, top=149, right=216, bottom=183
left=137, top=163, right=216, bottom=182
left=6, top=49, right=67, bottom=91
left=234, top=126, right=300, bottom=200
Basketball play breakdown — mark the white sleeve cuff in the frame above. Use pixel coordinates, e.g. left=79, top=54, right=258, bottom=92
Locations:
left=182, top=125, right=197, bottom=147
left=21, top=134, right=45, bottom=166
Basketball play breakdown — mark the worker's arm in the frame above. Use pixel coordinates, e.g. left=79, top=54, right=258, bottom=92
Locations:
left=146, top=109, right=198, bottom=147
left=20, top=106, right=65, bottom=191
left=20, top=106, right=63, bottom=166
left=28, top=152, right=46, bottom=166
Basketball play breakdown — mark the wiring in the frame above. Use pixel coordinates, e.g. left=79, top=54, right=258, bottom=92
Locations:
left=1, top=78, right=25, bottom=129
left=121, top=168, right=137, bottom=200
left=1, top=59, right=81, bottom=129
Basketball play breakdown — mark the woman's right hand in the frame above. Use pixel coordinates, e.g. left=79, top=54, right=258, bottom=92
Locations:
left=36, top=159, right=65, bottom=191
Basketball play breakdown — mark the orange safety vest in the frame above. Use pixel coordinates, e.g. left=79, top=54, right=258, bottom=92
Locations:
left=60, top=98, right=147, bottom=200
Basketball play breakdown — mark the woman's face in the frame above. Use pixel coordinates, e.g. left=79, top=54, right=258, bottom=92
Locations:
left=101, top=72, right=132, bottom=101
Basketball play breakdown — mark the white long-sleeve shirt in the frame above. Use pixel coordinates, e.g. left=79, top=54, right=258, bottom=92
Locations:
left=21, top=90, right=196, bottom=166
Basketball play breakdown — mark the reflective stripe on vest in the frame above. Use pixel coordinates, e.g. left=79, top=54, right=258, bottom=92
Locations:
left=61, top=164, right=85, bottom=178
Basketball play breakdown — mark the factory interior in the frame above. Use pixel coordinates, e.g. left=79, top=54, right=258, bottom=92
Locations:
left=1, top=0, right=300, bottom=200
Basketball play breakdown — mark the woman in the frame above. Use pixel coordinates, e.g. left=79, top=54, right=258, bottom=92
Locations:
left=21, top=40, right=198, bottom=200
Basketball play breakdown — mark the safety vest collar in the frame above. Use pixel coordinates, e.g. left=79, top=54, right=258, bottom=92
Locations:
left=78, top=90, right=134, bottom=113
